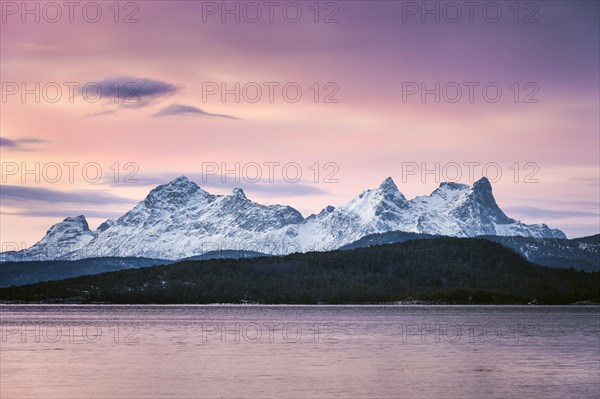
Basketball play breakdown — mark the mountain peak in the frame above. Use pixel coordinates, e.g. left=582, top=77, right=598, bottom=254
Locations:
left=379, top=177, right=398, bottom=192
left=153, top=175, right=200, bottom=193
left=438, top=182, right=468, bottom=191
left=466, top=177, right=497, bottom=207
left=25, top=214, right=97, bottom=261
left=319, top=205, right=335, bottom=216
left=230, top=187, right=247, bottom=200
left=430, top=182, right=469, bottom=199
left=446, top=176, right=513, bottom=226
left=374, top=176, right=408, bottom=207
left=62, top=215, right=90, bottom=230
left=143, top=175, right=203, bottom=208
left=473, top=176, right=492, bottom=192
left=168, top=175, right=195, bottom=186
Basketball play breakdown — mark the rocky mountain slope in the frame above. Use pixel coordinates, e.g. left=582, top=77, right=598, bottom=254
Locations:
left=1, top=176, right=566, bottom=261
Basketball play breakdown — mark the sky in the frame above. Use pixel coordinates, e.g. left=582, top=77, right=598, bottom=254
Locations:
left=1, top=0, right=599, bottom=248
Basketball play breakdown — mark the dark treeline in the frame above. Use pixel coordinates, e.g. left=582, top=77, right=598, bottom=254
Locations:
left=0, top=257, right=174, bottom=288
left=0, top=238, right=598, bottom=304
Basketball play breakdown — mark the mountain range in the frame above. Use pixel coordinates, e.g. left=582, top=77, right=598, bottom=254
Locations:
left=1, top=175, right=566, bottom=262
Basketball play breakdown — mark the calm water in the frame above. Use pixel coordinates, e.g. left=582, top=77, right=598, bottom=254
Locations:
left=0, top=305, right=598, bottom=399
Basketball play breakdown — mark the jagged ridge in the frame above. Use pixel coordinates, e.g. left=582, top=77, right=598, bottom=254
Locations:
left=1, top=176, right=566, bottom=261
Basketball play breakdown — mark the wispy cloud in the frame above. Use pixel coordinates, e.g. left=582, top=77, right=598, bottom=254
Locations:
left=1, top=209, right=125, bottom=219
left=571, top=177, right=600, bottom=186
left=0, top=185, right=136, bottom=206
left=0, top=137, right=46, bottom=150
left=505, top=205, right=599, bottom=219
left=85, top=109, right=118, bottom=118
left=83, top=75, right=179, bottom=110
left=198, top=177, right=328, bottom=196
left=153, top=103, right=241, bottom=120
left=514, top=199, right=600, bottom=209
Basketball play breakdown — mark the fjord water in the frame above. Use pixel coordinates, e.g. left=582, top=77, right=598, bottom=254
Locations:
left=1, top=305, right=598, bottom=399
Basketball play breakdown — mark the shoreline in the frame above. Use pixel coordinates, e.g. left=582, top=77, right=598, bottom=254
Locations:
left=2, top=300, right=599, bottom=306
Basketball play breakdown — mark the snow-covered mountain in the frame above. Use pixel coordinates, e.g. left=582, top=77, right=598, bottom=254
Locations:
left=0, top=216, right=96, bottom=262
left=1, top=175, right=566, bottom=261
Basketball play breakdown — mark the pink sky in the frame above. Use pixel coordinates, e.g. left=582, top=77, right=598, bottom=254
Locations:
left=1, top=0, right=598, bottom=247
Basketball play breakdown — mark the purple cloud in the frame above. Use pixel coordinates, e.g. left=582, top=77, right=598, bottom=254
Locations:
left=1, top=185, right=135, bottom=206
left=505, top=206, right=599, bottom=220
left=83, top=76, right=179, bottom=109
left=1, top=209, right=125, bottom=219
left=153, top=103, right=241, bottom=120
left=0, top=137, right=46, bottom=150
